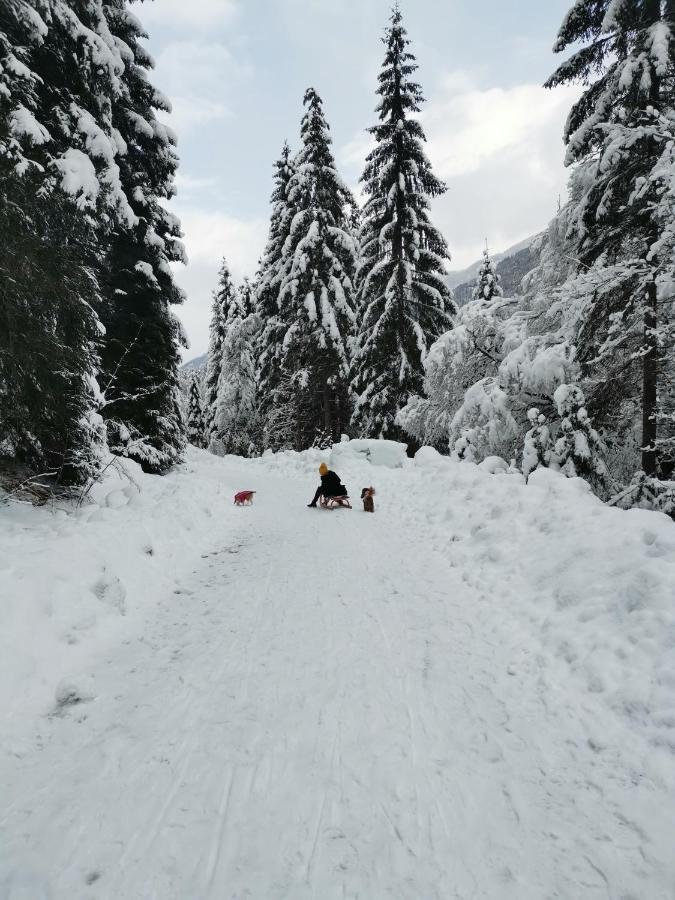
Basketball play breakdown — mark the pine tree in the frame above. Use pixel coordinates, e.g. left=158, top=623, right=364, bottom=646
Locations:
left=351, top=6, right=455, bottom=440
left=256, top=142, right=296, bottom=420
left=522, top=408, right=554, bottom=479
left=98, top=0, right=187, bottom=474
left=545, top=0, right=675, bottom=478
left=472, top=244, right=503, bottom=304
left=552, top=384, right=608, bottom=494
left=204, top=258, right=236, bottom=445
left=186, top=371, right=206, bottom=448
left=0, top=0, right=128, bottom=484
left=235, top=277, right=255, bottom=320
left=276, top=87, right=358, bottom=447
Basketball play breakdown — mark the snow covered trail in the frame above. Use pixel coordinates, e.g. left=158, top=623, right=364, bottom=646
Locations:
left=1, top=450, right=674, bottom=899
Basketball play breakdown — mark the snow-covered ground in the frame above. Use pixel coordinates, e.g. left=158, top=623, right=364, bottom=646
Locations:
left=1, top=443, right=674, bottom=899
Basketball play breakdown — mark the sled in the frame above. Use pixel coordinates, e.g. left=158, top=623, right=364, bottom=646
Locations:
left=320, top=495, right=352, bottom=510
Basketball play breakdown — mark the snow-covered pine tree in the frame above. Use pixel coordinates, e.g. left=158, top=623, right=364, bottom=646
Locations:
left=236, top=277, right=255, bottom=320
left=0, top=0, right=129, bottom=484
left=276, top=87, right=357, bottom=447
left=256, top=144, right=296, bottom=439
left=545, top=0, right=675, bottom=479
left=204, top=258, right=236, bottom=445
left=351, top=6, right=455, bottom=441
left=521, top=408, right=554, bottom=479
left=472, top=244, right=503, bottom=304
left=552, top=384, right=608, bottom=494
left=99, top=0, right=187, bottom=474
left=211, top=300, right=259, bottom=457
left=186, top=371, right=206, bottom=448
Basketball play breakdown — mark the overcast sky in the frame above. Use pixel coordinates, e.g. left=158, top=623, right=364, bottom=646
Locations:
left=140, top=0, right=576, bottom=359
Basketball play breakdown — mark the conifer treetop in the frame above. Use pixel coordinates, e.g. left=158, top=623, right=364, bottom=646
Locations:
left=545, top=0, right=675, bottom=160
left=351, top=4, right=454, bottom=440
left=472, top=245, right=504, bottom=304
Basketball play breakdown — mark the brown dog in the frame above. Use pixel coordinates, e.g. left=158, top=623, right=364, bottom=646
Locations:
left=234, top=490, right=255, bottom=506
left=360, top=486, right=375, bottom=512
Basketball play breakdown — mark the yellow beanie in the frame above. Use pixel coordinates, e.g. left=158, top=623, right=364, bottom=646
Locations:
left=319, top=462, right=328, bottom=475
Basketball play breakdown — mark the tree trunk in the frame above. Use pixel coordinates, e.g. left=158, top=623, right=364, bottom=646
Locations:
left=642, top=278, right=658, bottom=476
left=323, top=383, right=333, bottom=441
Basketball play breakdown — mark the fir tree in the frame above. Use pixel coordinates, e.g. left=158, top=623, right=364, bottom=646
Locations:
left=256, top=142, right=296, bottom=416
left=186, top=371, right=206, bottom=448
left=351, top=6, right=455, bottom=440
left=277, top=87, right=358, bottom=447
left=522, top=408, right=554, bottom=479
left=552, top=384, right=608, bottom=494
left=235, top=277, right=255, bottom=320
left=99, top=0, right=187, bottom=474
left=472, top=244, right=503, bottom=304
left=0, top=0, right=127, bottom=484
left=545, top=0, right=675, bottom=478
left=204, top=258, right=236, bottom=445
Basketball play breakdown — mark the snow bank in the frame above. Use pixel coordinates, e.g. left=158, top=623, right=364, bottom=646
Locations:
left=330, top=438, right=408, bottom=469
left=404, top=453, right=675, bottom=749
left=0, top=449, right=238, bottom=722
left=255, top=442, right=675, bottom=746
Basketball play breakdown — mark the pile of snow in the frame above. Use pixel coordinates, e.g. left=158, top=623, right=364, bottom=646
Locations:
left=401, top=452, right=675, bottom=748
left=0, top=451, right=239, bottom=722
left=255, top=441, right=675, bottom=746
left=329, top=437, right=408, bottom=469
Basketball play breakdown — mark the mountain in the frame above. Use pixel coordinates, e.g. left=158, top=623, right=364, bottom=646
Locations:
left=182, top=352, right=207, bottom=372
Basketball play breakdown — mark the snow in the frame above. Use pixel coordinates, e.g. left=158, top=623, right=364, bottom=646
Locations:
left=329, top=437, right=408, bottom=469
left=1, top=445, right=674, bottom=897
left=9, top=105, right=51, bottom=145
left=54, top=148, right=100, bottom=208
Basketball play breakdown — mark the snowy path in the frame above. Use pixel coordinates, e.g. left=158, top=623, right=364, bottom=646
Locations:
left=1, top=455, right=674, bottom=899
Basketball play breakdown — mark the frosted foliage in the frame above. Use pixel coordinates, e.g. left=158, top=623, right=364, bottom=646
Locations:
left=552, top=384, right=608, bottom=493
left=211, top=313, right=259, bottom=457
left=522, top=409, right=554, bottom=479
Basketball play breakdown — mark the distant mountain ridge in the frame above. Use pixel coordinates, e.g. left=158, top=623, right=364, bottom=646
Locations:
left=182, top=352, right=207, bottom=372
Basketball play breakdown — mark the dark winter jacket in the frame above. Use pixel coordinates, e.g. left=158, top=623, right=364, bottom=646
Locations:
left=321, top=470, right=348, bottom=497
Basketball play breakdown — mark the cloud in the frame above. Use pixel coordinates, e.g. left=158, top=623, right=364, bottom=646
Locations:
left=152, top=40, right=250, bottom=136
left=140, top=0, right=239, bottom=31
left=424, top=75, right=580, bottom=268
left=338, top=73, right=580, bottom=269
left=165, top=97, right=230, bottom=134
left=171, top=208, right=268, bottom=358
left=423, top=76, right=579, bottom=180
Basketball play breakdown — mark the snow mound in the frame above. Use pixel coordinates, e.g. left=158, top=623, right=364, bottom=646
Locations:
left=477, top=455, right=510, bottom=474
left=330, top=438, right=408, bottom=469
left=414, top=446, right=444, bottom=467
left=0, top=449, right=239, bottom=721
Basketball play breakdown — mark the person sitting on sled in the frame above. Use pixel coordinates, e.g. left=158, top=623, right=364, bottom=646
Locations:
left=307, top=463, right=348, bottom=507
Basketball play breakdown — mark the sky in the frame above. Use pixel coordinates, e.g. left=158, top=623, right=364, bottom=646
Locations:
left=139, top=0, right=577, bottom=359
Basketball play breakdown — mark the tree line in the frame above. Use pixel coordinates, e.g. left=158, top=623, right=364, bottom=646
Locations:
left=191, top=8, right=454, bottom=455
left=193, top=1, right=675, bottom=516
